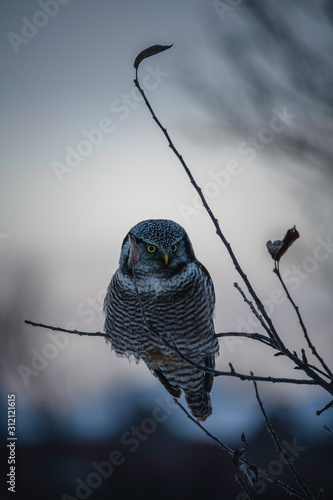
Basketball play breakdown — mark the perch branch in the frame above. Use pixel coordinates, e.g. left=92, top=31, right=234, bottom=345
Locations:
left=216, top=332, right=330, bottom=379
left=24, top=320, right=108, bottom=338
left=24, top=319, right=331, bottom=392
left=233, top=281, right=331, bottom=393
left=24, top=319, right=318, bottom=387
left=134, top=49, right=332, bottom=400
left=174, top=398, right=309, bottom=499
left=131, top=270, right=317, bottom=386
left=134, top=65, right=282, bottom=348
left=215, top=331, right=274, bottom=348
left=173, top=398, right=234, bottom=454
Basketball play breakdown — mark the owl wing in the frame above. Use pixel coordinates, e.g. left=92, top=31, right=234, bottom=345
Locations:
left=199, top=262, right=217, bottom=393
left=196, top=260, right=215, bottom=305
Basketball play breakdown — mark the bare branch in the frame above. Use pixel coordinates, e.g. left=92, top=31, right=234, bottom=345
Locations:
left=174, top=398, right=309, bottom=499
left=253, top=376, right=315, bottom=500
left=130, top=272, right=318, bottom=386
left=24, top=320, right=108, bottom=338
left=304, top=364, right=332, bottom=380
left=214, top=371, right=316, bottom=385
left=235, top=474, right=256, bottom=500
left=173, top=398, right=234, bottom=455
left=323, top=425, right=333, bottom=436
left=133, top=47, right=333, bottom=406
left=215, top=331, right=274, bottom=348
left=134, top=64, right=282, bottom=348
left=234, top=282, right=276, bottom=341
left=216, top=333, right=331, bottom=378
left=25, top=320, right=317, bottom=387
left=316, top=399, right=333, bottom=416
left=274, top=266, right=332, bottom=378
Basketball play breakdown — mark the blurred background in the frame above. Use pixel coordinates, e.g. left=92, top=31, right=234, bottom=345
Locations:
left=1, top=0, right=333, bottom=498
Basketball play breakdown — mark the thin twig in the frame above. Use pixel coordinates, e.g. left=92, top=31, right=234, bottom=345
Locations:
left=233, top=285, right=331, bottom=393
left=253, top=377, right=315, bottom=500
left=235, top=474, right=255, bottom=500
left=213, top=372, right=316, bottom=385
left=135, top=53, right=333, bottom=402
left=134, top=66, right=282, bottom=348
left=215, top=331, right=274, bottom=348
left=24, top=320, right=108, bottom=338
left=174, top=398, right=308, bottom=499
left=217, top=335, right=333, bottom=378
left=323, top=425, right=333, bottom=436
left=132, top=274, right=319, bottom=385
left=235, top=279, right=331, bottom=392
left=216, top=333, right=330, bottom=377
left=234, top=282, right=276, bottom=341
left=274, top=266, right=332, bottom=378
left=173, top=398, right=234, bottom=454
left=24, top=319, right=317, bottom=386
left=316, top=399, right=333, bottom=416
left=304, top=365, right=332, bottom=380
left=24, top=320, right=323, bottom=389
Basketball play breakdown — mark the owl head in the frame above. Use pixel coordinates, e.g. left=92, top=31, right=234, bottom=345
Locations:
left=119, top=219, right=196, bottom=274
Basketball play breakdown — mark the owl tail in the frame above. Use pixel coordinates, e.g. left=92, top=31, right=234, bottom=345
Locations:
left=185, top=390, right=212, bottom=422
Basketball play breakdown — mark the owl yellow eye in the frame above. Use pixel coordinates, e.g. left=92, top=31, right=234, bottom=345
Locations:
left=146, top=245, right=156, bottom=253
left=172, top=244, right=178, bottom=252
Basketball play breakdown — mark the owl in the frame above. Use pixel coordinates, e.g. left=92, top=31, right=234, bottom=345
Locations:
left=103, top=219, right=219, bottom=421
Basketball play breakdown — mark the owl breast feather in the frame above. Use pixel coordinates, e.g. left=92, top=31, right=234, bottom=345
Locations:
left=103, top=261, right=218, bottom=362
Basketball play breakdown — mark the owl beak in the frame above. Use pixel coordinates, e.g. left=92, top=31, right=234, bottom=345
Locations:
left=163, top=253, right=169, bottom=265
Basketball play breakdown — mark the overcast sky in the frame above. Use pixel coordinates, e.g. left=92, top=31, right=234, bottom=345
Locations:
left=1, top=0, right=333, bottom=442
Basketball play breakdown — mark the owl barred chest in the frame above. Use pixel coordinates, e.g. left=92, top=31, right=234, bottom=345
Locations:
left=105, top=260, right=216, bottom=361
left=103, top=219, right=219, bottom=421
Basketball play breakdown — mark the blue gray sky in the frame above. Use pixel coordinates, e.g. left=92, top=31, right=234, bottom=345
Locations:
left=1, top=0, right=333, bottom=442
